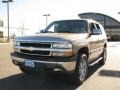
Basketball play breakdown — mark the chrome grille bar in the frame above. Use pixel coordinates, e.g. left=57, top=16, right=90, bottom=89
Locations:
left=14, top=46, right=72, bottom=52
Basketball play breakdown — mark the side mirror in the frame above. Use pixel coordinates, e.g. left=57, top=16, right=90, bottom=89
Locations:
left=35, top=32, right=39, bottom=34
left=91, top=29, right=101, bottom=35
left=40, top=29, right=45, bottom=33
left=35, top=29, right=45, bottom=34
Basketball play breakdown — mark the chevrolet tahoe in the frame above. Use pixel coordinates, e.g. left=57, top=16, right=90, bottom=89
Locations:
left=11, top=19, right=107, bottom=84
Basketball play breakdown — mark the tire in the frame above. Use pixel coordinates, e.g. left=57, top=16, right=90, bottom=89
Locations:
left=99, top=48, right=107, bottom=65
left=72, top=53, right=88, bottom=85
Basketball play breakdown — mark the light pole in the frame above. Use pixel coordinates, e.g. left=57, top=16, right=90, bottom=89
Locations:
left=43, top=14, right=50, bottom=27
left=2, top=0, right=13, bottom=42
left=118, top=12, right=120, bottom=23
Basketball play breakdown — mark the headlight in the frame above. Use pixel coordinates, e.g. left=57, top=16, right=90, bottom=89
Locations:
left=52, top=42, right=72, bottom=49
left=52, top=42, right=73, bottom=56
left=14, top=41, right=20, bottom=46
left=14, top=41, right=20, bottom=52
left=14, top=48, right=20, bottom=52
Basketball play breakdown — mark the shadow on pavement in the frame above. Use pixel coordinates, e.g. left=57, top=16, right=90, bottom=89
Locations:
left=99, top=70, right=120, bottom=78
left=87, top=63, right=103, bottom=79
left=0, top=72, right=78, bottom=90
left=0, top=64, right=103, bottom=90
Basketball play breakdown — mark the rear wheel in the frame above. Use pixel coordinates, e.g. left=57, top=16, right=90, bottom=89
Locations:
left=73, top=53, right=88, bottom=85
left=99, top=48, right=107, bottom=65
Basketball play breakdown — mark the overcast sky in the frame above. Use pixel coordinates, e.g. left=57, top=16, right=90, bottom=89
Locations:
left=0, top=0, right=120, bottom=36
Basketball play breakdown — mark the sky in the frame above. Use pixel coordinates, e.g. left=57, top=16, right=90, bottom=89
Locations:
left=0, top=0, right=120, bottom=36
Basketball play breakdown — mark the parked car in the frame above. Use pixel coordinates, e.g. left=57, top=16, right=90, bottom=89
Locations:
left=11, top=19, right=107, bottom=84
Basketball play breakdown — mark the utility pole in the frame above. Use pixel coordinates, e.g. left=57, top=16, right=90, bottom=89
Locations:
left=2, top=0, right=13, bottom=42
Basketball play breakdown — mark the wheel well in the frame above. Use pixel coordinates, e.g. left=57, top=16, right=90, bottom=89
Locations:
left=78, top=47, right=89, bottom=59
left=104, top=43, right=107, bottom=48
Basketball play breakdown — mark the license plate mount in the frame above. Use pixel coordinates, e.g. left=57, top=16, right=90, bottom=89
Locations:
left=25, top=60, right=35, bottom=68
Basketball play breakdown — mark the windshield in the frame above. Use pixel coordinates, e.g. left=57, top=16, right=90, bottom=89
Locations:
left=45, top=20, right=88, bottom=33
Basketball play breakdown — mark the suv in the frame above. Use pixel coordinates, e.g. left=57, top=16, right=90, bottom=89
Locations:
left=11, top=19, right=107, bottom=84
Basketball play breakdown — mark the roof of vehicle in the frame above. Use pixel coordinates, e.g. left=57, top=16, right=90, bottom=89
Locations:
left=54, top=19, right=100, bottom=24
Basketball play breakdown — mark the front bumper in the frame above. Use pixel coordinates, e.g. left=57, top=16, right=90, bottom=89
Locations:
left=11, top=53, right=77, bottom=72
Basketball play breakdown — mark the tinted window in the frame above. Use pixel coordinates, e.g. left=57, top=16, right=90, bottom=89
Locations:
left=96, top=24, right=100, bottom=29
left=90, top=23, right=96, bottom=30
left=91, top=23, right=102, bottom=35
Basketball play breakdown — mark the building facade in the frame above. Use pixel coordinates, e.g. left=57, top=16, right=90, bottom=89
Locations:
left=79, top=12, right=120, bottom=40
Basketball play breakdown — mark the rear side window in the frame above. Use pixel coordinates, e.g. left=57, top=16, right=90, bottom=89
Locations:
left=90, top=23, right=102, bottom=35
left=96, top=24, right=100, bottom=29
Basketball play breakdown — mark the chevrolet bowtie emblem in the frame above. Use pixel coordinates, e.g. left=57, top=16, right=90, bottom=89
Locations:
left=29, top=47, right=34, bottom=51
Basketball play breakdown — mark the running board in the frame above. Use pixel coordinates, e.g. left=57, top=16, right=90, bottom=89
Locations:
left=89, top=57, right=103, bottom=66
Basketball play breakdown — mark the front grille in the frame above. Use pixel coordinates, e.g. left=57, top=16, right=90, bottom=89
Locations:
left=19, top=42, right=52, bottom=56
left=20, top=49, right=50, bottom=56
left=20, top=43, right=51, bottom=48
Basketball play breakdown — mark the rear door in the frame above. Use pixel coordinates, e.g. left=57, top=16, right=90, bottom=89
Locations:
left=95, top=23, right=105, bottom=55
left=89, top=22, right=102, bottom=62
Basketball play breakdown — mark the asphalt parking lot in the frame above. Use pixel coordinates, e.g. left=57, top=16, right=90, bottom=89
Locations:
left=0, top=42, right=120, bottom=90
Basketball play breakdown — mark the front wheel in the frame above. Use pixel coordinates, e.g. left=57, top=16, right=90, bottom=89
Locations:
left=73, top=53, right=88, bottom=85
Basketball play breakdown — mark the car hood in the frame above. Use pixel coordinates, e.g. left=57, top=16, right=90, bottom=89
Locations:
left=15, top=33, right=89, bottom=43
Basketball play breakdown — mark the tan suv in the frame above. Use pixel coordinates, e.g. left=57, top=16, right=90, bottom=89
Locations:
left=11, top=19, right=107, bottom=84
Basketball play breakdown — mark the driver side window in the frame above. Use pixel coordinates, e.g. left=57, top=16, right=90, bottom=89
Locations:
left=90, top=23, right=101, bottom=35
left=90, top=23, right=96, bottom=30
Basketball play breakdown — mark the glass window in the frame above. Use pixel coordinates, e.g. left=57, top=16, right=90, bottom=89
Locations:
left=90, top=23, right=96, bottom=30
left=96, top=24, right=100, bottom=29
left=90, top=23, right=102, bottom=35
left=45, top=20, right=88, bottom=33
